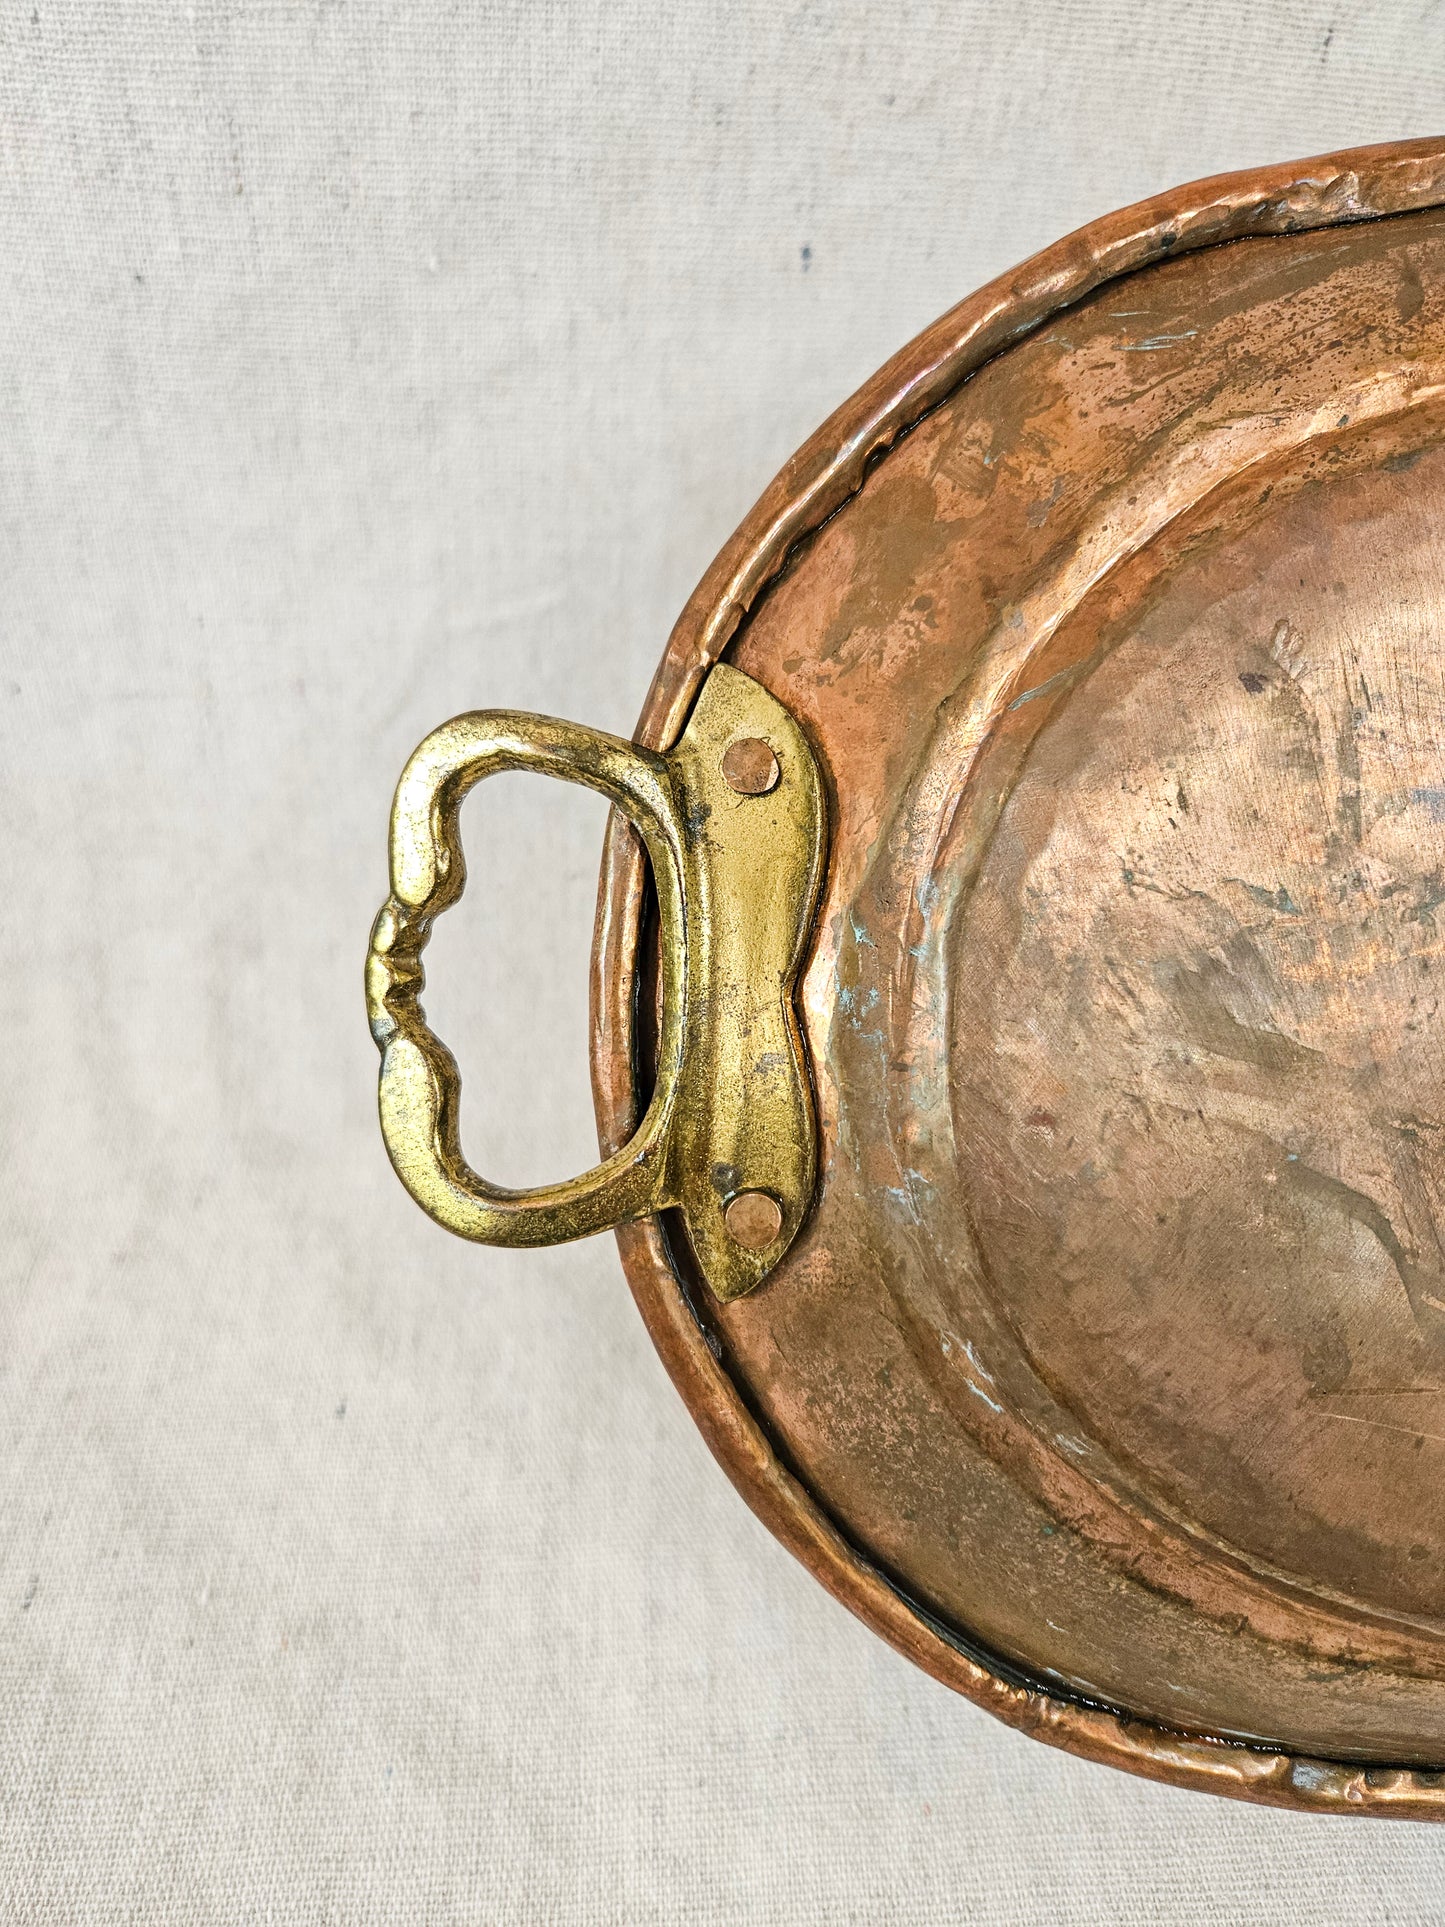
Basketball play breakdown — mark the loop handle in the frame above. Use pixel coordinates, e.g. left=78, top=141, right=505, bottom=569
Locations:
left=366, top=664, right=826, bottom=1299
left=366, top=711, right=687, bottom=1246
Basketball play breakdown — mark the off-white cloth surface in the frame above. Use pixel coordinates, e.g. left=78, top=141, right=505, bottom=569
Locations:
left=6, top=4, right=1445, bottom=1920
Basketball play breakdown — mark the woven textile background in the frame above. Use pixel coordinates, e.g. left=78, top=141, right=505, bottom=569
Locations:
left=6, top=3, right=1445, bottom=1920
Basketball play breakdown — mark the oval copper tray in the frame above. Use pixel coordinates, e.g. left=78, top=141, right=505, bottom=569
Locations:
left=374, top=139, right=1445, bottom=1816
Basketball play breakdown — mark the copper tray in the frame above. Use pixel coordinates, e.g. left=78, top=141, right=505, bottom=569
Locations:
left=369, top=139, right=1445, bottom=1817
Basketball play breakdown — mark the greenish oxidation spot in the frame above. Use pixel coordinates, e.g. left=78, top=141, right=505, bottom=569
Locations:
left=908, top=874, right=943, bottom=958
left=882, top=1165, right=938, bottom=1225
left=832, top=910, right=891, bottom=1190
left=838, top=983, right=880, bottom=1026
left=1026, top=477, right=1065, bottom=528
left=1009, top=665, right=1077, bottom=711
left=1227, top=878, right=1302, bottom=915
left=1410, top=787, right=1445, bottom=823
left=885, top=1184, right=921, bottom=1224
left=938, top=1331, right=1003, bottom=1413
left=962, top=1340, right=994, bottom=1382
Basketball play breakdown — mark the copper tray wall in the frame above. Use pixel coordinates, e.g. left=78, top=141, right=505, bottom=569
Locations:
left=591, top=139, right=1445, bottom=1816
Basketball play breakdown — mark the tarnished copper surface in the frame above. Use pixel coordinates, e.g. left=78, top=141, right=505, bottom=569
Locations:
left=720, top=736, right=781, bottom=796
left=724, top=1190, right=784, bottom=1250
left=592, top=140, right=1445, bottom=1813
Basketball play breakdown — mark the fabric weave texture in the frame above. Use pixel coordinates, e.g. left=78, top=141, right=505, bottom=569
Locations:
left=5, top=3, right=1445, bottom=1920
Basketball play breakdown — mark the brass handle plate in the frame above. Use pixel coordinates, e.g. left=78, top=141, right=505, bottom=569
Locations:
left=366, top=662, right=826, bottom=1302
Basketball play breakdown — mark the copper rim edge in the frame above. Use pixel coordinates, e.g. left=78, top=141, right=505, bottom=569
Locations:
left=588, top=138, right=1445, bottom=1818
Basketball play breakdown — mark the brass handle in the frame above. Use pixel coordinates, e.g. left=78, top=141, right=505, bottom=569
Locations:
left=366, top=663, right=826, bottom=1300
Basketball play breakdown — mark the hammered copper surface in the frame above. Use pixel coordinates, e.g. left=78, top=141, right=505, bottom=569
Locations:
left=592, top=143, right=1445, bottom=1810
left=717, top=207, right=1445, bottom=1761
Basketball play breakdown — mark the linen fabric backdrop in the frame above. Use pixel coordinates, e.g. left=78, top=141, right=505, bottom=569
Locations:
left=6, top=3, right=1445, bottom=1920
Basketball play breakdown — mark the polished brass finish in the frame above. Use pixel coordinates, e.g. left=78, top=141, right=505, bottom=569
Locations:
left=367, top=661, right=824, bottom=1302
left=720, top=737, right=780, bottom=795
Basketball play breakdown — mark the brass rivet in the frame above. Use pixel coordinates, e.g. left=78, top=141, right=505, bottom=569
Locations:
left=721, top=737, right=780, bottom=795
left=724, top=1190, right=784, bottom=1250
